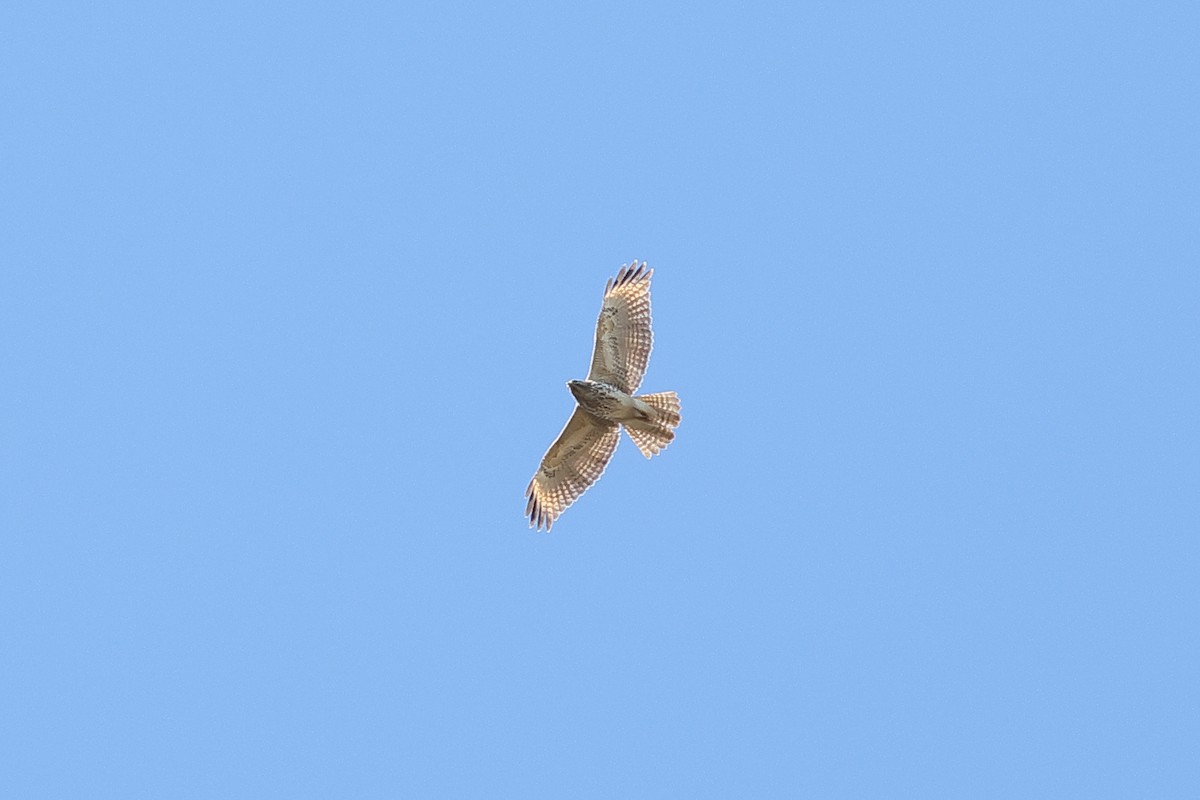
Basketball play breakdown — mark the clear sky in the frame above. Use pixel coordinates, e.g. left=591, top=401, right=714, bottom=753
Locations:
left=3, top=1, right=1197, bottom=797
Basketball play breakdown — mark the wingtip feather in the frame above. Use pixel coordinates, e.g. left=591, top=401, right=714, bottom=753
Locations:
left=605, top=260, right=656, bottom=293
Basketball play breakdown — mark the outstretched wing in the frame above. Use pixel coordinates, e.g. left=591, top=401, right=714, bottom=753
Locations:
left=586, top=261, right=654, bottom=393
left=526, top=408, right=620, bottom=532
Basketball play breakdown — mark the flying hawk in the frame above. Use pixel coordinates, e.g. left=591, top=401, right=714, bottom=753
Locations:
left=525, top=262, right=681, bottom=532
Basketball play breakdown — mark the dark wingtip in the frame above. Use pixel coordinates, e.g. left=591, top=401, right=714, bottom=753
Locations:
left=609, top=260, right=651, bottom=292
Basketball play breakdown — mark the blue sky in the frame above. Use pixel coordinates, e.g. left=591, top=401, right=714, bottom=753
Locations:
left=2, top=1, right=1197, bottom=797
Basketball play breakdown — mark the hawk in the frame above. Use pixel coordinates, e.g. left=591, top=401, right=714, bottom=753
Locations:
left=525, top=261, right=682, bottom=532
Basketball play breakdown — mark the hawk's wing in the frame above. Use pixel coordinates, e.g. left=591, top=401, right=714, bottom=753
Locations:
left=586, top=262, right=654, bottom=394
left=526, top=408, right=620, bottom=532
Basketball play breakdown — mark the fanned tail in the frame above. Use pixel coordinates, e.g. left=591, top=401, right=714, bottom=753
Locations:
left=625, top=391, right=681, bottom=458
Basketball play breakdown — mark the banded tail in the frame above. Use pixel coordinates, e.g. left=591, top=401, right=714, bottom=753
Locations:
left=624, top=391, right=682, bottom=458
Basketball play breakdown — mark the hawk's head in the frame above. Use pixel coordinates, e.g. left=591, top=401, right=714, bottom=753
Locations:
left=567, top=380, right=594, bottom=404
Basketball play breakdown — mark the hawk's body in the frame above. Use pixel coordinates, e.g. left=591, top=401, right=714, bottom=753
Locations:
left=525, top=262, right=681, bottom=532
